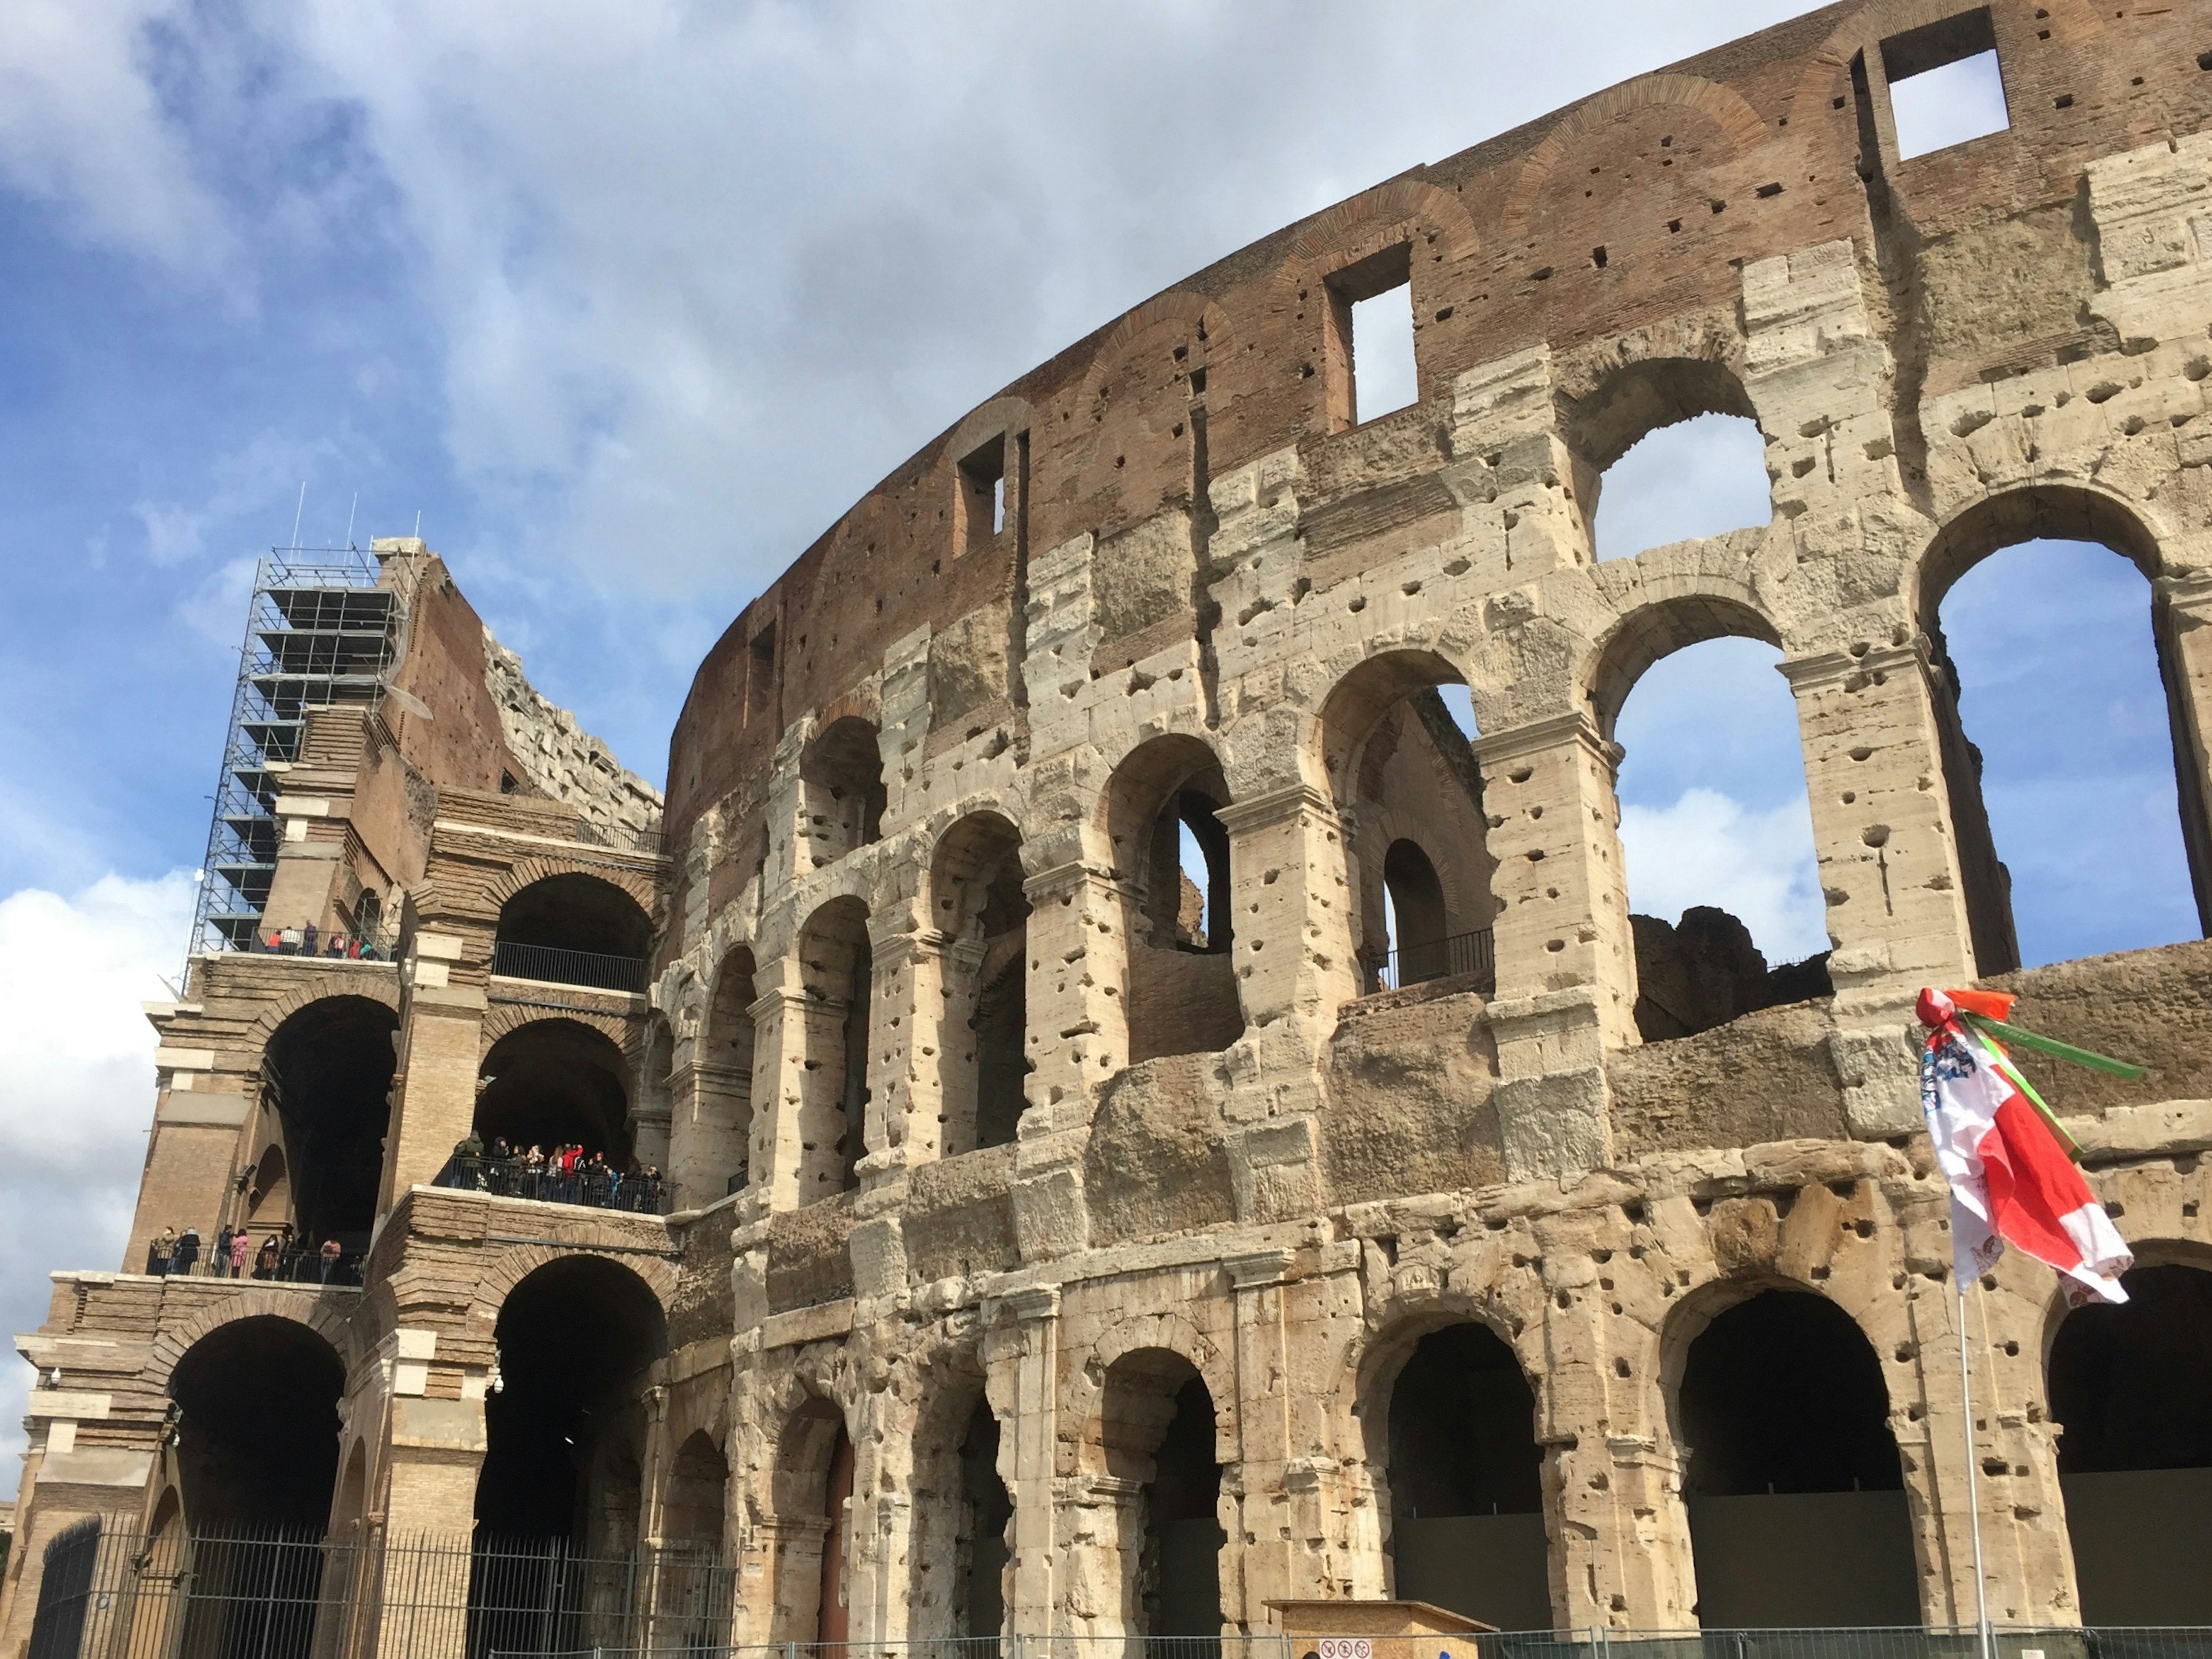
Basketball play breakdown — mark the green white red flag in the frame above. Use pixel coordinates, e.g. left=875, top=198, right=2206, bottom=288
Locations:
left=1916, top=986, right=2134, bottom=1307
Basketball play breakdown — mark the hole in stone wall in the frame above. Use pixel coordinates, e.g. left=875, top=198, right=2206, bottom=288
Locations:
left=801, top=716, right=887, bottom=859
left=1883, top=11, right=2010, bottom=158
left=1926, top=499, right=2206, bottom=969
left=1111, top=734, right=1245, bottom=1062
left=1326, top=244, right=1417, bottom=431
left=797, top=896, right=872, bottom=1197
left=1611, top=634, right=1828, bottom=1040
left=1593, top=414, right=1770, bottom=560
left=933, top=810, right=1031, bottom=1155
left=958, top=434, right=1007, bottom=552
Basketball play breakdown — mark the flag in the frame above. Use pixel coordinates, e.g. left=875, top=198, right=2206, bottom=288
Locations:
left=1916, top=986, right=2133, bottom=1306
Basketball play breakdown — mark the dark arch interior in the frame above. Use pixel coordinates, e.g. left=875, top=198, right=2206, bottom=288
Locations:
left=262, top=997, right=398, bottom=1246
left=1383, top=838, right=1449, bottom=966
left=1099, top=1354, right=1220, bottom=1641
left=1384, top=1323, right=1547, bottom=1630
left=2048, top=1263, right=2212, bottom=1623
left=171, top=1317, right=344, bottom=1528
left=495, top=873, right=652, bottom=959
left=957, top=1399, right=1010, bottom=1639
left=476, top=1020, right=632, bottom=1158
left=1677, top=1290, right=1915, bottom=1627
left=661, top=1431, right=727, bottom=1552
left=803, top=716, right=887, bottom=855
left=478, top=1255, right=668, bottom=1540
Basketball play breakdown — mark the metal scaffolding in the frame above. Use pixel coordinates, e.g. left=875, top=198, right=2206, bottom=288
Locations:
left=187, top=548, right=405, bottom=957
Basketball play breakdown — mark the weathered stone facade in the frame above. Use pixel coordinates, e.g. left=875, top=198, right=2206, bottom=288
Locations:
left=10, top=2, right=2212, bottom=1653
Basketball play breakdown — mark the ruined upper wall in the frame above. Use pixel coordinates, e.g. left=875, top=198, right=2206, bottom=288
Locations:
left=664, top=0, right=2212, bottom=850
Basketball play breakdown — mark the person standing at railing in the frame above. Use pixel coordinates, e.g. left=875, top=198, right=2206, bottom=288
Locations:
left=149, top=1225, right=178, bottom=1276
left=319, top=1238, right=342, bottom=1283
left=254, top=1233, right=281, bottom=1279
left=171, top=1227, right=200, bottom=1276
left=229, top=1227, right=250, bottom=1277
left=215, top=1224, right=236, bottom=1278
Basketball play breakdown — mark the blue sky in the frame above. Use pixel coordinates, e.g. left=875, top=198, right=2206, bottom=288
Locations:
left=0, top=0, right=2194, bottom=1462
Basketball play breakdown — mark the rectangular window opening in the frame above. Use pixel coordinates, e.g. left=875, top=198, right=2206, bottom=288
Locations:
left=1882, top=10, right=2009, bottom=160
left=957, top=434, right=1007, bottom=553
left=1325, top=243, right=1416, bottom=431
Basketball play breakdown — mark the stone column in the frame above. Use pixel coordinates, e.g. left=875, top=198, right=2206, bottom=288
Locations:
left=2154, top=569, right=2212, bottom=932
left=1223, top=1250, right=1293, bottom=1626
left=1010, top=861, right=1124, bottom=1262
left=668, top=1055, right=751, bottom=1210
left=380, top=935, right=487, bottom=1213
left=993, top=1286, right=1062, bottom=1637
left=1472, top=713, right=1635, bottom=1182
left=744, top=961, right=811, bottom=1213
left=861, top=926, right=967, bottom=1173
left=1213, top=786, right=1362, bottom=1224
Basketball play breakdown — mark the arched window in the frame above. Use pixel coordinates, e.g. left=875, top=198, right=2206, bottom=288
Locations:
left=1317, top=650, right=1494, bottom=996
left=1381, top=1323, right=1548, bottom=1631
left=794, top=898, right=871, bottom=1197
left=1599, top=612, right=1828, bottom=1041
left=957, top=1400, right=1012, bottom=1639
left=1105, top=736, right=1244, bottom=1063
left=768, top=1396, right=854, bottom=1644
left=476, top=1256, right=666, bottom=1550
left=1674, top=1290, right=1916, bottom=1627
left=259, top=996, right=398, bottom=1247
left=801, top=717, right=887, bottom=865
left=169, top=1316, right=344, bottom=1529
left=475, top=1019, right=633, bottom=1165
left=1923, top=493, right=2207, bottom=969
left=2048, top=1262, right=2212, bottom=1624
left=1097, top=1351, right=1222, bottom=1639
left=930, top=813, right=1031, bottom=1157
left=661, top=1431, right=728, bottom=1556
left=1564, top=358, right=1771, bottom=563
left=493, top=873, right=652, bottom=992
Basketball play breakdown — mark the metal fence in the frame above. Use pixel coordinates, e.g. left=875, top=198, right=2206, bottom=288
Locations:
left=137, top=1240, right=367, bottom=1286
left=22, top=1525, right=734, bottom=1659
left=490, top=942, right=650, bottom=994
left=1369, top=927, right=1495, bottom=993
left=436, top=1157, right=668, bottom=1216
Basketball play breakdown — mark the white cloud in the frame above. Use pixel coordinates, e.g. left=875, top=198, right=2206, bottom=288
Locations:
left=1594, top=412, right=1773, bottom=562
left=0, top=1, right=236, bottom=280
left=0, top=870, right=195, bottom=1462
left=1619, top=787, right=1829, bottom=966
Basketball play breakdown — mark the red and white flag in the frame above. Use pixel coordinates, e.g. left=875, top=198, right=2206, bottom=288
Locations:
left=1916, top=987, right=2131, bottom=1306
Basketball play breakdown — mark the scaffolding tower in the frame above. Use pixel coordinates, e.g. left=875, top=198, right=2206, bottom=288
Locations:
left=188, top=548, right=406, bottom=956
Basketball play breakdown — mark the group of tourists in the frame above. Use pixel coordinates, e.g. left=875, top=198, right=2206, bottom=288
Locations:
left=252, top=921, right=382, bottom=960
left=146, top=1222, right=350, bottom=1283
left=440, top=1131, right=666, bottom=1213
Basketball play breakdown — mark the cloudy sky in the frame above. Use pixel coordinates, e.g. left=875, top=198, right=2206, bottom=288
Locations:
left=0, top=0, right=2195, bottom=1464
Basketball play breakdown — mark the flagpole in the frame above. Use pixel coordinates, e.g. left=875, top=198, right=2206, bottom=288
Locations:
left=1955, top=1277, right=1994, bottom=1659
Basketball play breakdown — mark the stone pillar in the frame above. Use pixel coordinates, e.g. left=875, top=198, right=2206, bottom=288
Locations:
left=745, top=952, right=854, bottom=1211
left=860, top=926, right=967, bottom=1174
left=380, top=938, right=487, bottom=1213
left=993, top=1286, right=1062, bottom=1637
left=1223, top=1250, right=1293, bottom=1626
left=1472, top=713, right=1635, bottom=1182
left=2154, top=569, right=2212, bottom=933
left=668, top=1055, right=751, bottom=1210
left=1009, top=861, right=1124, bottom=1262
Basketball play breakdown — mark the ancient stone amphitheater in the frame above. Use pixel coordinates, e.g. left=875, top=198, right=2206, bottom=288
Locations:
left=9, top=2, right=2212, bottom=1654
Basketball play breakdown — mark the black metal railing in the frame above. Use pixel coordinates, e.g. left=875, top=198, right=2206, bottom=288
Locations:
left=490, top=940, right=650, bottom=993
left=138, top=1235, right=365, bottom=1286
left=569, top=817, right=666, bottom=858
left=1369, top=926, right=1495, bottom=993
left=438, top=1156, right=668, bottom=1215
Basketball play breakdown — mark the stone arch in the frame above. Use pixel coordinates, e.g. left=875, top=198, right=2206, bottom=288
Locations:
left=1582, top=588, right=1785, bottom=742
left=146, top=1291, right=361, bottom=1395
left=1349, top=1302, right=1536, bottom=1472
left=479, top=1003, right=639, bottom=1060
left=166, top=1312, right=348, bottom=1528
left=800, top=716, right=887, bottom=861
left=945, top=396, right=1034, bottom=473
left=768, top=1385, right=857, bottom=1644
left=257, top=993, right=402, bottom=1244
left=1559, top=355, right=1770, bottom=559
left=1286, top=177, right=1483, bottom=269
left=480, top=854, right=659, bottom=927
left=465, top=1240, right=679, bottom=1328
left=1071, top=1310, right=1238, bottom=1476
left=899, top=1338, right=1010, bottom=1642
left=242, top=974, right=402, bottom=1057
left=926, top=809, right=1032, bottom=1156
left=1498, top=73, right=1771, bottom=243
left=1915, top=482, right=2211, bottom=963
left=474, top=1015, right=637, bottom=1162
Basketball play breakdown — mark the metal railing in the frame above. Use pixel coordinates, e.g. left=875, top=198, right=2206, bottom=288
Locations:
left=137, top=1235, right=365, bottom=1286
left=569, top=817, right=667, bottom=858
left=1369, top=927, right=1495, bottom=993
left=438, top=1156, right=669, bottom=1215
left=490, top=940, right=650, bottom=993
left=238, top=914, right=402, bottom=963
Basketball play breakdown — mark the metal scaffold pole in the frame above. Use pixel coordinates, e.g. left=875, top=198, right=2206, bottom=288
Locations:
left=1956, top=1277, right=1994, bottom=1659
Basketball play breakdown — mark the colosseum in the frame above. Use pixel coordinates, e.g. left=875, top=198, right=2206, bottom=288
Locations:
left=7, top=1, right=2212, bottom=1653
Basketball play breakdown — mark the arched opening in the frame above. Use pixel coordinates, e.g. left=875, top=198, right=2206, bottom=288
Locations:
left=474, top=1019, right=634, bottom=1174
left=334, top=1444, right=368, bottom=1541
left=1922, top=493, right=2207, bottom=971
left=800, top=717, right=887, bottom=864
left=245, top=1142, right=290, bottom=1226
left=259, top=997, right=397, bottom=1251
left=930, top=812, right=1032, bottom=1157
left=1597, top=612, right=1830, bottom=1041
left=769, top=1396, right=854, bottom=1643
left=2048, top=1261, right=2212, bottom=1623
left=169, top=1316, right=344, bottom=1528
left=794, top=897, right=871, bottom=1198
left=1674, top=1289, right=1916, bottom=1627
left=679, top=946, right=756, bottom=1205
left=476, top=1255, right=668, bottom=1544
left=1106, top=736, right=1244, bottom=1063
left=908, top=1383, right=1014, bottom=1642
left=1563, top=358, right=1771, bottom=563
left=1317, top=651, right=1494, bottom=996
left=1097, top=1350, right=1222, bottom=1639
left=1380, top=1323, right=1547, bottom=1631
left=494, top=873, right=652, bottom=992
left=660, top=1431, right=728, bottom=1556
left=957, top=1400, right=1012, bottom=1639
